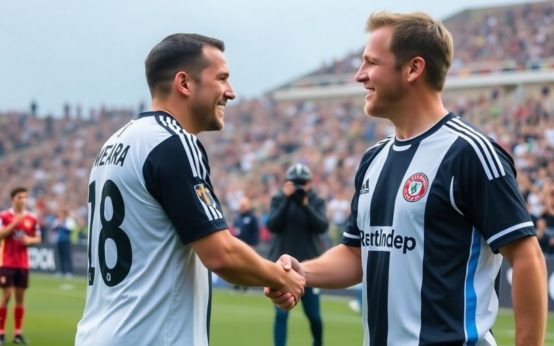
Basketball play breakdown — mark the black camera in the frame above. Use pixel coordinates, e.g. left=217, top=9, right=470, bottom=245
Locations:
left=294, top=182, right=306, bottom=193
left=285, top=163, right=312, bottom=202
left=290, top=180, right=307, bottom=201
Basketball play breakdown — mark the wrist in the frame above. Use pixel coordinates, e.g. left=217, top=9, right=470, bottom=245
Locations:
left=272, top=263, right=288, bottom=291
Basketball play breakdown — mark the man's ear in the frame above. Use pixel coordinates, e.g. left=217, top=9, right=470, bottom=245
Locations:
left=175, top=71, right=193, bottom=96
left=406, top=56, right=425, bottom=83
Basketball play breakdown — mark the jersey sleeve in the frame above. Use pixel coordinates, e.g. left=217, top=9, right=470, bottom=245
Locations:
left=342, top=140, right=390, bottom=247
left=342, top=191, right=361, bottom=247
left=143, top=135, right=228, bottom=245
left=342, top=150, right=373, bottom=247
left=454, top=140, right=535, bottom=252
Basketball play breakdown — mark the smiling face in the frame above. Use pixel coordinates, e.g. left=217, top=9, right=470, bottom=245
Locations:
left=189, top=45, right=236, bottom=132
left=354, top=26, right=407, bottom=119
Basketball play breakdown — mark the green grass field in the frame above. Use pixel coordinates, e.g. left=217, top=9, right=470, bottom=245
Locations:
left=6, top=273, right=552, bottom=345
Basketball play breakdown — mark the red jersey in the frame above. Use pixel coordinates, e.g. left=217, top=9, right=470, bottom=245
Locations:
left=0, top=209, right=41, bottom=269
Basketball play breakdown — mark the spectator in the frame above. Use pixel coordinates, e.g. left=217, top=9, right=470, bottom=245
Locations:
left=233, top=196, right=260, bottom=247
left=52, top=209, right=77, bottom=278
left=0, top=187, right=42, bottom=345
left=266, top=163, right=328, bottom=346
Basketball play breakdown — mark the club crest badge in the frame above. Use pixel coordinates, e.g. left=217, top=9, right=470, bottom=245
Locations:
left=194, top=184, right=215, bottom=207
left=402, top=173, right=429, bottom=202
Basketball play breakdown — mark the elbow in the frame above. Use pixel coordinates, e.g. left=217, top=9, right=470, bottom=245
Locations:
left=201, top=253, right=232, bottom=273
left=199, top=244, right=237, bottom=274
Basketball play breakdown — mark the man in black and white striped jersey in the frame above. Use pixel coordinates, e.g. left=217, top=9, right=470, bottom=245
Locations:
left=267, top=11, right=547, bottom=346
left=76, top=33, right=305, bottom=346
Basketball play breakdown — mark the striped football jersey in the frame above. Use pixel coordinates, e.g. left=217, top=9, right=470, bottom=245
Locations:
left=342, top=113, right=534, bottom=345
left=76, top=111, right=227, bottom=346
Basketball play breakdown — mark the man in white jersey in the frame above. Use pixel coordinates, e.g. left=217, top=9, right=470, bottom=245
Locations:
left=266, top=12, right=547, bottom=346
left=75, top=33, right=305, bottom=346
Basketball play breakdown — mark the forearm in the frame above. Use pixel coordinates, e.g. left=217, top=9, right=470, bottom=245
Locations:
left=25, top=235, right=42, bottom=245
left=194, top=230, right=287, bottom=289
left=214, top=240, right=285, bottom=287
left=0, top=229, right=11, bottom=240
left=302, top=244, right=362, bottom=289
left=501, top=237, right=547, bottom=346
left=511, top=249, right=547, bottom=346
left=0, top=224, right=16, bottom=240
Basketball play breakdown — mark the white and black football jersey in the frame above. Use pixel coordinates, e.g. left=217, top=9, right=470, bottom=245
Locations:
left=76, top=111, right=227, bottom=346
left=342, top=113, right=534, bottom=346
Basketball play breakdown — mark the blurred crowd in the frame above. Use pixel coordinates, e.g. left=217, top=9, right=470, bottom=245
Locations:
left=447, top=0, right=554, bottom=72
left=292, top=0, right=554, bottom=89
left=0, top=107, right=136, bottom=244
left=1, top=1, right=554, bottom=255
left=1, top=84, right=553, bottom=254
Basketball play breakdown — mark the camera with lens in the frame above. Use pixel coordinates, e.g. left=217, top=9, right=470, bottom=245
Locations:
left=291, top=180, right=307, bottom=200
left=285, top=163, right=312, bottom=202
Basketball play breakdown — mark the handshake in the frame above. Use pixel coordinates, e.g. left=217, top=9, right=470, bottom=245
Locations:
left=265, top=255, right=306, bottom=311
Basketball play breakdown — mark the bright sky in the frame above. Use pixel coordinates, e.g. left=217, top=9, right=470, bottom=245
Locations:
left=0, top=0, right=529, bottom=115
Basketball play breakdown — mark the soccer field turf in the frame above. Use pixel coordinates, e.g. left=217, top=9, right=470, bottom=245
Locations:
left=10, top=273, right=553, bottom=345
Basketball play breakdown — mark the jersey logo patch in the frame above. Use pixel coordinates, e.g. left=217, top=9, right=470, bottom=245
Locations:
left=402, top=173, right=429, bottom=202
left=23, top=219, right=32, bottom=229
left=194, top=184, right=215, bottom=207
left=360, top=178, right=370, bottom=194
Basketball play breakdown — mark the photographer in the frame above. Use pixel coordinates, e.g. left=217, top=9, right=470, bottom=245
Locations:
left=266, top=163, right=328, bottom=346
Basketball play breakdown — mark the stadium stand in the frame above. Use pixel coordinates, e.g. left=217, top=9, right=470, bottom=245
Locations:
left=0, top=1, right=553, bottom=257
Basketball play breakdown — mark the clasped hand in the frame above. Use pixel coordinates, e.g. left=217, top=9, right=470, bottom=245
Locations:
left=265, top=255, right=305, bottom=311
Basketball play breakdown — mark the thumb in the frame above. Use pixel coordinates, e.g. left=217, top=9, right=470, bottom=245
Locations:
left=288, top=256, right=301, bottom=272
left=279, top=255, right=292, bottom=271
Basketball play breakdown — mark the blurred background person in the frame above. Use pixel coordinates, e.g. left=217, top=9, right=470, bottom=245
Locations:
left=536, top=218, right=554, bottom=255
left=266, top=163, right=328, bottom=346
left=232, top=196, right=261, bottom=291
left=52, top=209, right=77, bottom=278
left=538, top=180, right=554, bottom=255
left=0, top=187, right=42, bottom=345
left=233, top=196, right=260, bottom=249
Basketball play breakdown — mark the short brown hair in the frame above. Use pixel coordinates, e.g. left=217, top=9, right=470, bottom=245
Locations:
left=145, top=33, right=225, bottom=97
left=10, top=187, right=27, bottom=199
left=366, top=11, right=453, bottom=91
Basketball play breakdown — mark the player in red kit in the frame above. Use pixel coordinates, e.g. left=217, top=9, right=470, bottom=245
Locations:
left=0, top=187, right=41, bottom=345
